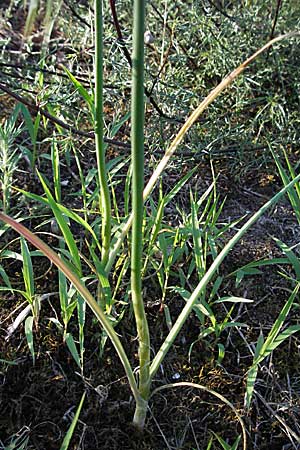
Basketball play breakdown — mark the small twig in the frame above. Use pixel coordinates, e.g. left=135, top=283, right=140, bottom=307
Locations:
left=148, top=29, right=174, bottom=97
left=109, top=0, right=132, bottom=68
left=0, top=62, right=93, bottom=87
left=267, top=0, right=283, bottom=59
left=147, top=406, right=173, bottom=450
left=269, top=0, right=283, bottom=42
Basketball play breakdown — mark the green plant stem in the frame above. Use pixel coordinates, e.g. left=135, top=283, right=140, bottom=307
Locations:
left=149, top=172, right=300, bottom=379
left=94, top=0, right=111, bottom=267
left=131, top=0, right=151, bottom=429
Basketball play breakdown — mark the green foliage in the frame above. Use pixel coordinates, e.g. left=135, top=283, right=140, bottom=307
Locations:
left=59, top=392, right=86, bottom=450
left=271, top=147, right=300, bottom=225
left=211, top=432, right=241, bottom=450
left=245, top=284, right=300, bottom=409
left=0, top=110, right=22, bottom=213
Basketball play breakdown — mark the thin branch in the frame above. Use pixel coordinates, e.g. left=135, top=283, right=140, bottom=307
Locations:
left=62, top=0, right=91, bottom=28
left=270, top=0, right=283, bottom=41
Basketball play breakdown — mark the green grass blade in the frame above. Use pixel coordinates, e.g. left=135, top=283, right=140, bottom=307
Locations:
left=59, top=391, right=86, bottom=450
left=283, top=148, right=300, bottom=199
left=59, top=269, right=68, bottom=316
left=37, top=171, right=82, bottom=273
left=147, top=199, right=165, bottom=256
left=15, top=187, right=102, bottom=254
left=109, top=111, right=131, bottom=137
left=164, top=167, right=198, bottom=205
left=191, top=193, right=205, bottom=280
left=271, top=148, right=300, bottom=224
left=259, top=284, right=300, bottom=360
left=63, top=66, right=94, bottom=116
left=20, top=237, right=34, bottom=299
left=213, top=296, right=253, bottom=304
left=19, top=104, right=35, bottom=142
left=212, top=432, right=241, bottom=450
left=245, top=364, right=259, bottom=410
left=51, top=137, right=61, bottom=203
left=65, top=332, right=81, bottom=369
left=246, top=284, right=300, bottom=409
left=273, top=237, right=300, bottom=280
left=262, top=325, right=300, bottom=356
left=77, top=295, right=85, bottom=369
left=0, top=264, right=12, bottom=289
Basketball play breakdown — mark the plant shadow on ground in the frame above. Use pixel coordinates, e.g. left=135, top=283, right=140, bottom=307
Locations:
left=1, top=0, right=300, bottom=449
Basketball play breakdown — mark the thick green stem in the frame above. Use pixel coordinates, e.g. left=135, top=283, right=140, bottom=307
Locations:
left=94, top=0, right=111, bottom=266
left=131, top=0, right=151, bottom=428
left=133, top=396, right=148, bottom=430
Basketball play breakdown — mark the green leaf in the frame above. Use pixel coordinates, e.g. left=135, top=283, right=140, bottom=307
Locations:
left=164, top=167, right=198, bottom=205
left=109, top=111, right=131, bottom=138
left=254, top=331, right=264, bottom=360
left=273, top=237, right=300, bottom=280
left=21, top=237, right=34, bottom=299
left=245, top=364, right=258, bottom=410
left=235, top=267, right=262, bottom=287
left=263, top=325, right=300, bottom=356
left=0, top=358, right=18, bottom=366
left=65, top=333, right=81, bottom=369
left=59, top=391, right=86, bottom=450
left=217, top=343, right=225, bottom=365
left=51, top=138, right=61, bottom=203
left=212, top=431, right=241, bottom=450
left=271, top=148, right=300, bottom=224
left=246, top=284, right=300, bottom=409
left=37, top=171, right=82, bottom=273
left=0, top=264, right=12, bottom=289
left=19, top=104, right=35, bottom=142
left=15, top=187, right=102, bottom=254
left=260, top=284, right=300, bottom=358
left=63, top=66, right=94, bottom=116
